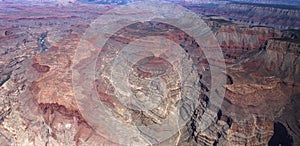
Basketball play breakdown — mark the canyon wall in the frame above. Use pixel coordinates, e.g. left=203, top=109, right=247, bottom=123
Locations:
left=0, top=1, right=299, bottom=145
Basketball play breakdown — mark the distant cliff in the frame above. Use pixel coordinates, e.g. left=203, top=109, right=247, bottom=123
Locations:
left=185, top=1, right=300, bottom=30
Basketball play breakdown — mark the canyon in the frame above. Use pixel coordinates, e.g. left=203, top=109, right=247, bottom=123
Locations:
left=0, top=0, right=299, bottom=145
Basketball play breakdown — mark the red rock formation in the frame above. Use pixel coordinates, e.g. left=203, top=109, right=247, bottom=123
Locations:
left=0, top=1, right=299, bottom=146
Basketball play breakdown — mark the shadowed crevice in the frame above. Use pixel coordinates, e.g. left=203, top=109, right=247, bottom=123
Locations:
left=268, top=122, right=293, bottom=146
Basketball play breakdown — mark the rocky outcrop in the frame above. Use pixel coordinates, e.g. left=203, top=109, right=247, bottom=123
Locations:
left=241, top=39, right=300, bottom=86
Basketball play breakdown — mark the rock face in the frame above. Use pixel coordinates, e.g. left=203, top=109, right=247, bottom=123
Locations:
left=184, top=1, right=300, bottom=30
left=204, top=17, right=282, bottom=62
left=0, top=1, right=299, bottom=146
